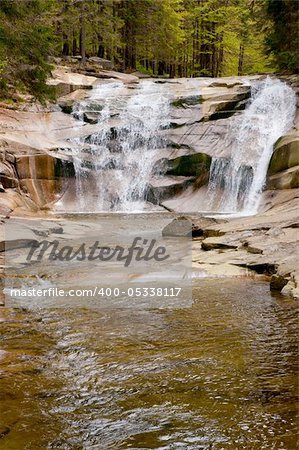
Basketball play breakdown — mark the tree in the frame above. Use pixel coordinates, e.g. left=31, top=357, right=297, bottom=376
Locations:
left=265, top=0, right=299, bottom=72
left=0, top=0, right=55, bottom=100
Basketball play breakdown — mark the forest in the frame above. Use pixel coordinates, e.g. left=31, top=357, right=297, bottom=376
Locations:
left=0, top=0, right=298, bottom=99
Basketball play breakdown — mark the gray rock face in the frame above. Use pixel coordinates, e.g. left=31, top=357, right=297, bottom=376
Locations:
left=162, top=217, right=192, bottom=237
left=267, top=165, right=299, bottom=189
left=0, top=71, right=296, bottom=218
left=147, top=176, right=195, bottom=204
left=267, top=127, right=299, bottom=189
left=191, top=189, right=299, bottom=298
left=88, top=57, right=113, bottom=69
left=268, top=132, right=299, bottom=175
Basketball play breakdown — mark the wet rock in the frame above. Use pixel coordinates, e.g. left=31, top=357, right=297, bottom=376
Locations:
left=0, top=238, right=39, bottom=252
left=83, top=112, right=99, bottom=124
left=16, top=154, right=56, bottom=180
left=201, top=237, right=238, bottom=251
left=202, top=96, right=249, bottom=121
left=49, top=226, right=64, bottom=234
left=244, top=262, right=277, bottom=275
left=267, top=131, right=299, bottom=176
left=0, top=176, right=18, bottom=189
left=164, top=118, right=232, bottom=159
left=270, top=273, right=289, bottom=291
left=171, top=95, right=202, bottom=107
left=267, top=165, right=299, bottom=189
left=19, top=179, right=63, bottom=207
left=191, top=217, right=222, bottom=237
left=162, top=217, right=192, bottom=237
left=57, top=89, right=90, bottom=114
left=147, top=176, right=194, bottom=204
left=16, top=154, right=74, bottom=181
left=0, top=425, right=10, bottom=439
left=166, top=153, right=211, bottom=178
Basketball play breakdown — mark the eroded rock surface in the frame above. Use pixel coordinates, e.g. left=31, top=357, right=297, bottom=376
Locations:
left=267, top=126, right=299, bottom=189
left=189, top=189, right=299, bottom=298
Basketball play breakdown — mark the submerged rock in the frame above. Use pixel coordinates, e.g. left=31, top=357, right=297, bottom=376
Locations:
left=162, top=217, right=192, bottom=237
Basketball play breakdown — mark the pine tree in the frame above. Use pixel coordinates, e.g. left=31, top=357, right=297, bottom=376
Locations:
left=0, top=0, right=54, bottom=99
left=265, top=0, right=299, bottom=72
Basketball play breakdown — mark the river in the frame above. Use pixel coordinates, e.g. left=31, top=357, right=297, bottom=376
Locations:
left=0, top=279, right=298, bottom=449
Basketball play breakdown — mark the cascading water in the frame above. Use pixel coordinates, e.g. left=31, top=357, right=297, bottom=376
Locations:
left=207, top=77, right=296, bottom=215
left=63, top=81, right=170, bottom=212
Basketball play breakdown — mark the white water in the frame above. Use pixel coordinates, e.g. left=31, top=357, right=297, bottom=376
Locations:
left=207, top=77, right=296, bottom=215
left=60, top=77, right=296, bottom=215
left=65, top=81, right=170, bottom=212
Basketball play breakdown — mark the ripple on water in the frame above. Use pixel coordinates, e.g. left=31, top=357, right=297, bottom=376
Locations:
left=0, top=279, right=298, bottom=449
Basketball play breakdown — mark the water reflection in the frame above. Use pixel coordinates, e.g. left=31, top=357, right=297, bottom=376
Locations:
left=0, top=279, right=298, bottom=449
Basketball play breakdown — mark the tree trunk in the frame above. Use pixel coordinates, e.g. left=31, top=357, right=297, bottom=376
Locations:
left=238, top=44, right=244, bottom=76
left=158, top=61, right=165, bottom=76
left=80, top=2, right=86, bottom=63
left=97, top=34, right=105, bottom=58
left=169, top=63, right=176, bottom=78
left=218, top=42, right=224, bottom=77
left=72, top=31, right=77, bottom=55
left=62, top=33, right=69, bottom=56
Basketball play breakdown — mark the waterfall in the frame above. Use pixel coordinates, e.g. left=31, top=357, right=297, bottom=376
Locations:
left=63, top=81, right=170, bottom=212
left=207, top=77, right=296, bottom=215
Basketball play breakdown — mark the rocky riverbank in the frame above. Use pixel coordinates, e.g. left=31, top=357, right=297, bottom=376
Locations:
left=0, top=65, right=298, bottom=299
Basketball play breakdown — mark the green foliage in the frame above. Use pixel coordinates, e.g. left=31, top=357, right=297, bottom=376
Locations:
left=265, top=0, right=299, bottom=72
left=0, top=0, right=54, bottom=100
left=0, top=0, right=296, bottom=101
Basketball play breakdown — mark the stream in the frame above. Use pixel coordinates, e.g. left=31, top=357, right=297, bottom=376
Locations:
left=0, top=279, right=298, bottom=449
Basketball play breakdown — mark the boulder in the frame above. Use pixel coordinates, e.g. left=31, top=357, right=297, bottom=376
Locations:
left=270, top=273, right=289, bottom=291
left=92, top=70, right=139, bottom=84
left=191, top=216, right=224, bottom=237
left=165, top=152, right=211, bottom=178
left=162, top=217, right=192, bottom=237
left=267, top=131, right=299, bottom=176
left=19, top=179, right=63, bottom=207
left=57, top=89, right=90, bottom=113
left=202, top=98, right=248, bottom=121
left=147, top=176, right=195, bottom=204
left=88, top=57, right=113, bottom=70
left=0, top=190, right=38, bottom=216
left=15, top=154, right=74, bottom=181
left=267, top=165, right=299, bottom=189
left=47, top=68, right=99, bottom=96
left=83, top=112, right=99, bottom=124
left=13, top=154, right=74, bottom=207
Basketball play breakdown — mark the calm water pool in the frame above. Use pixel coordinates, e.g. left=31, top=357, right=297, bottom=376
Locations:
left=0, top=279, right=298, bottom=449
